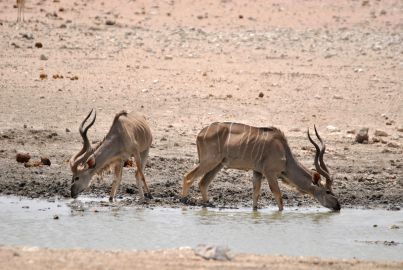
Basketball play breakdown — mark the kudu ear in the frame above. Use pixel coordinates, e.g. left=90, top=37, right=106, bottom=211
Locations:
left=312, top=172, right=321, bottom=186
left=86, top=155, right=96, bottom=169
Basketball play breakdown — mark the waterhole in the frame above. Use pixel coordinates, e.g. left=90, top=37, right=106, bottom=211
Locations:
left=0, top=196, right=402, bottom=261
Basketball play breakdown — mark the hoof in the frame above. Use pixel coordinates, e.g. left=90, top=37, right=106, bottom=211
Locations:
left=201, top=201, right=215, bottom=208
left=180, top=197, right=189, bottom=204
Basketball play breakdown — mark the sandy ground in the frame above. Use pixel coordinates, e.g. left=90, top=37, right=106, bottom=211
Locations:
left=0, top=0, right=402, bottom=268
left=0, top=0, right=402, bottom=210
left=1, top=246, right=402, bottom=270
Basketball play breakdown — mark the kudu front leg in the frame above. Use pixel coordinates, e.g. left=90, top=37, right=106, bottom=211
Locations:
left=252, top=171, right=263, bottom=210
left=109, top=161, right=124, bottom=202
left=265, top=172, right=284, bottom=211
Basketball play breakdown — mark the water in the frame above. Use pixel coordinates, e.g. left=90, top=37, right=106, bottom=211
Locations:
left=0, top=196, right=402, bottom=261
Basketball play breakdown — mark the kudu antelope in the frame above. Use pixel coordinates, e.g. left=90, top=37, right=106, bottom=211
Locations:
left=69, top=109, right=153, bottom=202
left=181, top=123, right=340, bottom=211
left=16, top=0, right=25, bottom=22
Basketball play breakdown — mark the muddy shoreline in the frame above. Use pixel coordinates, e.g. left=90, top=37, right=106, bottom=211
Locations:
left=0, top=127, right=402, bottom=210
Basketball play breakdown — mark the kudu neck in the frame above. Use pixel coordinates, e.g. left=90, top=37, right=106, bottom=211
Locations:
left=283, top=140, right=316, bottom=195
left=91, top=140, right=120, bottom=175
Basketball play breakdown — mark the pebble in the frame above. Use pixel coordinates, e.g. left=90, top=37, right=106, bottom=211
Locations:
left=390, top=225, right=399, bottom=229
left=355, top=128, right=369, bottom=143
left=374, top=130, right=388, bottom=137
left=397, top=126, right=403, bottom=132
left=40, top=157, right=51, bottom=166
left=40, top=73, right=48, bottom=80
left=387, top=142, right=399, bottom=148
left=164, top=55, right=173, bottom=60
left=40, top=54, right=48, bottom=60
left=35, top=42, right=43, bottom=48
left=105, top=20, right=116, bottom=26
left=65, top=128, right=70, bottom=132
left=16, top=153, right=31, bottom=163
left=326, top=125, right=340, bottom=132
left=258, top=92, right=264, bottom=98
left=53, top=215, right=59, bottom=220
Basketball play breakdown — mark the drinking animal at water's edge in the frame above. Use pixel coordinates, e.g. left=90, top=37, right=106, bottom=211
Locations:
left=181, top=122, right=340, bottom=211
left=69, top=109, right=153, bottom=202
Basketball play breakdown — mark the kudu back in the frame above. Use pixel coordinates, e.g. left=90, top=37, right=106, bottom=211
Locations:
left=69, top=109, right=153, bottom=202
left=181, top=122, right=340, bottom=211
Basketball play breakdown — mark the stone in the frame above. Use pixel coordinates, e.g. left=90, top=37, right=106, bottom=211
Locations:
left=258, top=92, right=264, bottom=98
left=355, top=128, right=369, bottom=143
left=194, top=244, right=232, bottom=261
left=374, top=130, right=388, bottom=137
left=40, top=54, right=48, bottom=60
left=397, top=126, right=403, bottom=132
left=164, top=55, right=173, bottom=60
left=327, top=125, right=340, bottom=132
left=105, top=20, right=115, bottom=25
left=16, top=153, right=31, bottom=163
left=40, top=157, right=51, bottom=166
left=35, top=42, right=43, bottom=48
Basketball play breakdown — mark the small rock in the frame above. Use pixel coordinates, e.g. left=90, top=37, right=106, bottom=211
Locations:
left=65, top=128, right=70, bottom=132
left=326, top=125, right=340, bottom=132
left=16, top=153, right=31, bottom=163
left=238, top=14, right=243, bottom=19
left=40, top=73, right=48, bottom=80
left=397, top=126, right=403, bottom=132
left=347, top=129, right=356, bottom=134
left=258, top=92, right=264, bottom=98
left=40, top=157, right=51, bottom=166
left=53, top=215, right=59, bottom=220
left=390, top=225, right=399, bottom=229
left=289, top=128, right=301, bottom=132
left=40, top=54, right=48, bottom=60
left=21, top=33, right=34, bottom=40
left=164, top=55, right=173, bottom=60
left=374, top=130, right=388, bottom=137
left=194, top=244, right=232, bottom=261
left=105, top=20, right=115, bottom=25
left=355, top=128, right=369, bottom=143
left=35, top=42, right=43, bottom=48
left=333, top=95, right=343, bottom=100
left=373, top=224, right=378, bottom=228
left=387, top=142, right=399, bottom=148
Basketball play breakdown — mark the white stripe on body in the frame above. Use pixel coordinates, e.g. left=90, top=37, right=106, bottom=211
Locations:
left=216, top=124, right=221, bottom=154
left=258, top=131, right=268, bottom=162
left=250, top=129, right=260, bottom=160
left=242, top=126, right=252, bottom=160
left=226, top=122, right=233, bottom=155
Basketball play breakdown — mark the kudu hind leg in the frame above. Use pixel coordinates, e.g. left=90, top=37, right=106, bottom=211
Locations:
left=109, top=161, right=123, bottom=202
left=252, top=171, right=263, bottom=210
left=182, top=161, right=220, bottom=198
left=133, top=152, right=149, bottom=201
left=198, top=163, right=223, bottom=203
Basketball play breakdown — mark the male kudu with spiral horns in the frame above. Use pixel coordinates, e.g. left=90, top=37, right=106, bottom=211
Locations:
left=181, top=123, right=340, bottom=211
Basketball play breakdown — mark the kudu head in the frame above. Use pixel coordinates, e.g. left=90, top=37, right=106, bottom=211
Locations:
left=69, top=109, right=97, bottom=198
left=308, top=126, right=340, bottom=211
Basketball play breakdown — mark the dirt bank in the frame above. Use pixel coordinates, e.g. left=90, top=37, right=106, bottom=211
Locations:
left=1, top=246, right=402, bottom=270
left=0, top=0, right=402, bottom=210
